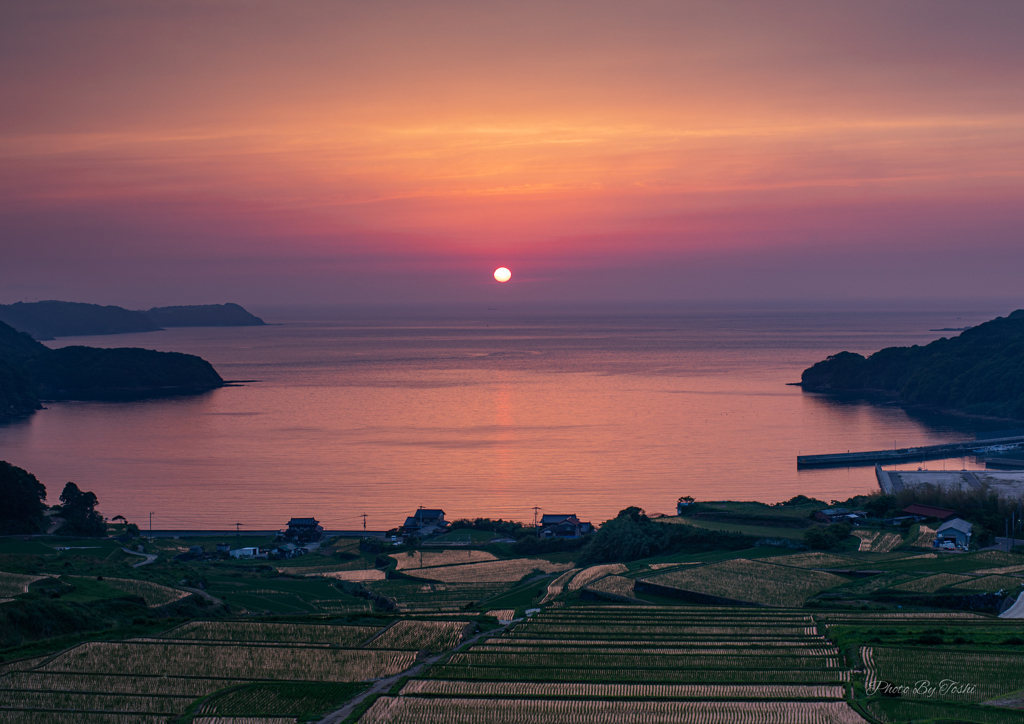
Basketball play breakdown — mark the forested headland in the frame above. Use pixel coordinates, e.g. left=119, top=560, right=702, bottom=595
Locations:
left=0, top=319, right=223, bottom=418
left=801, top=310, right=1024, bottom=420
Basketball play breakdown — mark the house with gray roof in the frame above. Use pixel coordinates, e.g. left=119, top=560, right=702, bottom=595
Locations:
left=935, top=518, right=972, bottom=548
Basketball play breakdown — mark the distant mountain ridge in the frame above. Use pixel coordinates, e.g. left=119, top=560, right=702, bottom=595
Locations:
left=801, top=309, right=1024, bottom=420
left=145, top=303, right=265, bottom=329
left=0, top=301, right=264, bottom=340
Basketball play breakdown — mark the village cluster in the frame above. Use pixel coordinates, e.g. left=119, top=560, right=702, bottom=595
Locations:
left=220, top=510, right=593, bottom=560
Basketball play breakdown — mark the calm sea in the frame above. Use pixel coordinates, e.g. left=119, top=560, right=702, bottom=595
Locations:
left=0, top=305, right=1008, bottom=531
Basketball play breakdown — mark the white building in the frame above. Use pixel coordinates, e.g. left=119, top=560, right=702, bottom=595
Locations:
left=229, top=546, right=267, bottom=559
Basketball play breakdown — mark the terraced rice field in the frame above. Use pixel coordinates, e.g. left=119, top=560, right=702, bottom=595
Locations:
left=863, top=646, right=1024, bottom=702
left=401, top=681, right=846, bottom=699
left=0, top=689, right=192, bottom=713
left=351, top=605, right=920, bottom=723
left=365, top=620, right=470, bottom=651
left=198, top=681, right=368, bottom=717
left=830, top=572, right=915, bottom=596
left=641, top=559, right=846, bottom=606
left=540, top=568, right=578, bottom=603
left=366, top=580, right=512, bottom=607
left=959, top=551, right=1024, bottom=568
left=41, top=641, right=415, bottom=680
left=0, top=671, right=234, bottom=696
left=0, top=570, right=49, bottom=599
left=908, top=525, right=936, bottom=547
left=168, top=621, right=380, bottom=645
left=759, top=553, right=861, bottom=569
left=450, top=651, right=841, bottom=669
left=393, top=550, right=499, bottom=570
left=568, top=564, right=628, bottom=590
left=421, top=606, right=848, bottom=689
left=470, top=644, right=838, bottom=657
left=315, top=569, right=386, bottom=581
left=0, top=713, right=171, bottom=723
left=970, top=563, right=1024, bottom=576
left=817, top=610, right=985, bottom=622
left=951, top=575, right=1024, bottom=592
left=92, top=577, right=191, bottom=606
left=405, top=558, right=570, bottom=583
left=864, top=699, right=1024, bottom=724
left=852, top=531, right=903, bottom=553
left=359, top=697, right=869, bottom=723
left=890, top=573, right=972, bottom=593
left=586, top=575, right=637, bottom=598
left=0, top=620, right=420, bottom=723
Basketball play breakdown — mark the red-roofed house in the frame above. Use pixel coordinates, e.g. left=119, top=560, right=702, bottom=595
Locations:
left=902, top=504, right=956, bottom=520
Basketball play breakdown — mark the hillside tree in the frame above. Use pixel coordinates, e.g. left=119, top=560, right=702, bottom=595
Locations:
left=0, top=461, right=47, bottom=534
left=59, top=482, right=106, bottom=536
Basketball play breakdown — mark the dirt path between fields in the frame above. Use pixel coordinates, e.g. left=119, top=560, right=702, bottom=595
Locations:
left=318, top=624, right=506, bottom=724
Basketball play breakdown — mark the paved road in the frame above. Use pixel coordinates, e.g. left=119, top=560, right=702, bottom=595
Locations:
left=318, top=624, right=506, bottom=724
left=121, top=547, right=158, bottom=567
left=1000, top=592, right=1024, bottom=618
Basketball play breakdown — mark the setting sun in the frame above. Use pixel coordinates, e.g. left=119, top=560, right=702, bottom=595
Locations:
left=494, top=267, right=512, bottom=283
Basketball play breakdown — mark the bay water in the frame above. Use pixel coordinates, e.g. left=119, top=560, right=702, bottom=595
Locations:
left=0, top=305, right=1007, bottom=531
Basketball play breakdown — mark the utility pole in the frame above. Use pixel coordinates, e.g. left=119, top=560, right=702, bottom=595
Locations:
left=533, top=506, right=541, bottom=537
left=149, top=512, right=154, bottom=539
left=361, top=513, right=368, bottom=531
left=235, top=522, right=242, bottom=538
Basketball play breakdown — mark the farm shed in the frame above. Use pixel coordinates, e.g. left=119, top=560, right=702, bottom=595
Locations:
left=935, top=518, right=973, bottom=548
left=902, top=504, right=956, bottom=520
left=814, top=508, right=849, bottom=523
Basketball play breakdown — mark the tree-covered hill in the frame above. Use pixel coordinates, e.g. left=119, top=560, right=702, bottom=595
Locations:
left=0, top=319, right=224, bottom=417
left=801, top=310, right=1024, bottom=420
left=28, top=345, right=224, bottom=399
left=0, top=320, right=48, bottom=416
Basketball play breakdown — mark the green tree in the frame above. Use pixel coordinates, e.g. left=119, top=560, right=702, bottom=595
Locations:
left=578, top=507, right=757, bottom=565
left=59, top=482, right=106, bottom=536
left=804, top=521, right=853, bottom=550
left=0, top=461, right=47, bottom=534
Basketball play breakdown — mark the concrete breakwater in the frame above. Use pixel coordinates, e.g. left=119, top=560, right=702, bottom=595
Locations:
left=796, top=434, right=1024, bottom=469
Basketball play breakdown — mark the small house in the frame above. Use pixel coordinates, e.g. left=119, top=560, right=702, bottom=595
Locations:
left=539, top=514, right=592, bottom=538
left=272, top=542, right=296, bottom=559
left=935, top=518, right=972, bottom=548
left=283, top=517, right=324, bottom=543
left=216, top=542, right=230, bottom=553
left=402, top=509, right=448, bottom=537
left=814, top=508, right=850, bottom=524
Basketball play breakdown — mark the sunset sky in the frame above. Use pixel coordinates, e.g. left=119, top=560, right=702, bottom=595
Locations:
left=2, top=0, right=1022, bottom=307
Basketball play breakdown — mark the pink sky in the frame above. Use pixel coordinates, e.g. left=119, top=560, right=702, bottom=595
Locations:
left=1, top=1, right=1023, bottom=307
